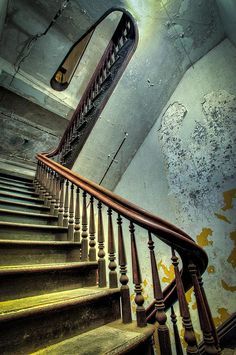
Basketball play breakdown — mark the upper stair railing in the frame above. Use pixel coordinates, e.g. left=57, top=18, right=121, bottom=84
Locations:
left=35, top=8, right=221, bottom=355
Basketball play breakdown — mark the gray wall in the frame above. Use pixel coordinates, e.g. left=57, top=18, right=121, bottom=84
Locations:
left=217, top=0, right=236, bottom=46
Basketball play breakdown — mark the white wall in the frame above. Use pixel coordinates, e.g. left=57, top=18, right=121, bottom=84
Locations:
left=114, top=39, right=236, bottom=344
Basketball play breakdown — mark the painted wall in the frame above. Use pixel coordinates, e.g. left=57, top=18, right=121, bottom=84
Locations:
left=114, top=39, right=236, bottom=346
left=216, top=0, right=236, bottom=46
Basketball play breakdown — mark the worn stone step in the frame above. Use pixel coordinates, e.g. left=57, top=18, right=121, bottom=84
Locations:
left=0, top=199, right=50, bottom=213
left=0, top=174, right=33, bottom=186
left=0, top=184, right=39, bottom=197
left=0, top=191, right=44, bottom=205
left=0, top=287, right=121, bottom=355
left=0, top=222, right=67, bottom=241
left=0, top=239, right=81, bottom=265
left=32, top=320, right=154, bottom=355
left=0, top=209, right=58, bottom=225
left=0, top=179, right=35, bottom=192
left=0, top=261, right=97, bottom=301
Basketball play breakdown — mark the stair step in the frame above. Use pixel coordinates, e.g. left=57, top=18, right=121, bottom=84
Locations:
left=0, top=209, right=58, bottom=225
left=0, top=184, right=39, bottom=197
left=0, top=288, right=121, bottom=354
left=32, top=320, right=154, bottom=355
left=0, top=262, right=97, bottom=301
left=0, top=174, right=33, bottom=186
left=0, top=222, right=67, bottom=240
left=0, top=199, right=50, bottom=213
left=0, top=191, right=44, bottom=204
left=0, top=239, right=81, bottom=265
left=0, top=179, right=35, bottom=191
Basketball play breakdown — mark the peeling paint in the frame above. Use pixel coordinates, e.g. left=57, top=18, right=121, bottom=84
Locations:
left=207, top=265, right=216, bottom=273
left=214, top=213, right=231, bottom=224
left=213, top=308, right=231, bottom=327
left=158, top=260, right=175, bottom=284
left=180, top=328, right=201, bottom=348
left=227, top=230, right=236, bottom=268
left=221, top=280, right=236, bottom=292
left=196, top=228, right=213, bottom=247
left=222, top=189, right=236, bottom=211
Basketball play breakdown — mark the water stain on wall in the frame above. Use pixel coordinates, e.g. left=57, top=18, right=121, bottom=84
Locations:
left=222, top=189, right=236, bottom=211
left=221, top=280, right=236, bottom=292
left=196, top=228, right=213, bottom=247
left=227, top=230, right=236, bottom=268
left=214, top=213, right=231, bottom=224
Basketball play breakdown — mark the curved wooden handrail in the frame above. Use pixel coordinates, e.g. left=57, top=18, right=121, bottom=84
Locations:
left=37, top=153, right=208, bottom=315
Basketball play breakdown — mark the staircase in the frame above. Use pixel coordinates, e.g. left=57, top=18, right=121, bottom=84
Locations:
left=0, top=170, right=154, bottom=355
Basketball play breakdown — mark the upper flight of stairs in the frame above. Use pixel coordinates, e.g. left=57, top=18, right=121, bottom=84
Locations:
left=0, top=170, right=154, bottom=355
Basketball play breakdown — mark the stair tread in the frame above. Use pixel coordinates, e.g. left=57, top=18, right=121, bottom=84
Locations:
left=0, top=239, right=80, bottom=246
left=0, top=221, right=65, bottom=229
left=0, top=199, right=49, bottom=209
left=0, top=208, right=57, bottom=219
left=0, top=182, right=35, bottom=191
left=31, top=320, right=154, bottom=355
left=0, top=287, right=119, bottom=319
left=0, top=191, right=44, bottom=202
left=0, top=261, right=97, bottom=274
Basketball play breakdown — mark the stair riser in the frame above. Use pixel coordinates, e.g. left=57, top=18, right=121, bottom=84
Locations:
left=0, top=185, right=38, bottom=197
left=0, top=227, right=67, bottom=241
left=0, top=200, right=49, bottom=213
left=0, top=180, right=35, bottom=192
left=0, top=245, right=81, bottom=265
left=0, top=292, right=121, bottom=355
left=0, top=267, right=97, bottom=301
left=0, top=176, right=33, bottom=187
left=0, top=212, right=58, bottom=226
left=0, top=193, right=44, bottom=205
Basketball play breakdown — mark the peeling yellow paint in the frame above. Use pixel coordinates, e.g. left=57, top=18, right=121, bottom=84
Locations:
left=196, top=228, right=213, bottom=247
left=185, top=288, right=197, bottom=310
left=213, top=308, right=231, bottom=327
left=221, top=280, right=236, bottom=292
left=222, top=189, right=236, bottom=211
left=143, top=278, right=148, bottom=287
left=158, top=260, right=175, bottom=283
left=227, top=230, right=236, bottom=268
left=207, top=265, right=216, bottom=273
left=214, top=213, right=231, bottom=224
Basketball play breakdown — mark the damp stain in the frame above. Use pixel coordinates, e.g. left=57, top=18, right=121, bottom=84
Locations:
left=222, top=189, right=236, bottom=211
left=196, top=228, right=213, bottom=247
left=221, top=280, right=236, bottom=292
left=227, top=230, right=236, bottom=268
left=213, top=308, right=230, bottom=327
left=207, top=265, right=215, bottom=273
left=214, top=213, right=231, bottom=224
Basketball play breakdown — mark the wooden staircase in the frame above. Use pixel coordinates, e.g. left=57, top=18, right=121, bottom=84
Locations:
left=0, top=171, right=154, bottom=355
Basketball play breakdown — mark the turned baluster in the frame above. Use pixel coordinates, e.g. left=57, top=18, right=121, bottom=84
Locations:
left=39, top=164, right=46, bottom=199
left=54, top=175, right=60, bottom=216
left=171, top=306, right=184, bottom=355
left=107, top=208, right=118, bottom=288
left=63, top=180, right=69, bottom=227
left=117, top=215, right=132, bottom=323
left=171, top=248, right=199, bottom=355
left=89, top=196, right=96, bottom=261
left=58, top=178, right=64, bottom=226
left=81, top=191, right=88, bottom=261
left=74, top=187, right=81, bottom=242
left=43, top=167, right=50, bottom=203
left=97, top=201, right=106, bottom=287
left=34, top=162, right=39, bottom=187
left=188, top=263, right=219, bottom=355
left=148, top=232, right=172, bottom=354
left=46, top=169, right=53, bottom=207
left=50, top=172, right=57, bottom=214
left=130, top=222, right=146, bottom=327
left=68, top=183, right=74, bottom=241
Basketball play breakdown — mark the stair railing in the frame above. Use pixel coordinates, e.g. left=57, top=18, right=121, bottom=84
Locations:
left=34, top=155, right=221, bottom=355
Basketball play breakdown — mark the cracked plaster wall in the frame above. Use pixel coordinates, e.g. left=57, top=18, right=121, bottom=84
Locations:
left=114, top=39, right=236, bottom=345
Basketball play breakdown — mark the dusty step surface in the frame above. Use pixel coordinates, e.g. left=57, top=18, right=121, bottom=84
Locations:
left=0, top=222, right=67, bottom=240
left=0, top=184, right=39, bottom=197
left=0, top=174, right=33, bottom=186
left=0, top=180, right=35, bottom=192
left=0, top=287, right=121, bottom=355
left=0, top=199, right=50, bottom=213
left=32, top=320, right=154, bottom=355
left=0, top=239, right=81, bottom=265
left=0, top=209, right=58, bottom=225
left=0, top=261, right=98, bottom=301
left=0, top=191, right=44, bottom=204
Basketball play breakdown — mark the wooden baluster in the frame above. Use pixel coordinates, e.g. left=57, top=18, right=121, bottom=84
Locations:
left=43, top=167, right=50, bottom=204
left=148, top=232, right=172, bottom=354
left=188, top=263, right=218, bottom=355
left=50, top=172, right=57, bottom=214
left=39, top=164, right=46, bottom=199
left=171, top=306, right=184, bottom=355
left=34, top=162, right=39, bottom=188
left=97, top=201, right=106, bottom=287
left=197, top=272, right=221, bottom=354
left=46, top=169, right=53, bottom=207
left=74, top=187, right=81, bottom=242
left=63, top=180, right=69, bottom=227
left=107, top=208, right=118, bottom=288
left=171, top=249, right=199, bottom=355
left=68, top=183, right=74, bottom=241
left=54, top=174, right=60, bottom=216
left=89, top=196, right=96, bottom=261
left=117, top=215, right=132, bottom=323
left=81, top=191, right=88, bottom=261
left=130, top=222, right=146, bottom=327
left=58, top=178, right=64, bottom=226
